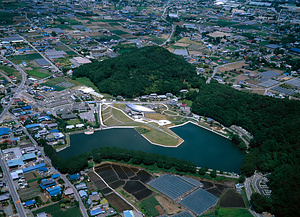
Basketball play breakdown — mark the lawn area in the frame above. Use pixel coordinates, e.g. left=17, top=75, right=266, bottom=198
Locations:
left=143, top=128, right=180, bottom=146
left=104, top=116, right=123, bottom=126
left=9, top=53, right=42, bottom=64
left=66, top=119, right=81, bottom=125
left=163, top=110, right=178, bottom=115
left=217, top=208, right=252, bottom=217
left=71, top=77, right=99, bottom=92
left=111, top=107, right=133, bottom=123
left=144, top=113, right=167, bottom=120
left=26, top=69, right=50, bottom=78
left=140, top=196, right=160, bottom=216
left=32, top=203, right=82, bottom=217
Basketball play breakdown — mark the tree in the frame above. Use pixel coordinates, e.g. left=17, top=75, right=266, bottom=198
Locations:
left=238, top=174, right=245, bottom=183
left=51, top=31, right=57, bottom=37
left=210, top=169, right=217, bottom=178
left=250, top=193, right=272, bottom=213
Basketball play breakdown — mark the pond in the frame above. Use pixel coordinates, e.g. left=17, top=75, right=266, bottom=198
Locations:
left=58, top=123, right=245, bottom=172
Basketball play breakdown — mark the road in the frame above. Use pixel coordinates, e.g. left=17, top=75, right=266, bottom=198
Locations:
left=206, top=61, right=245, bottom=84
left=0, top=151, right=26, bottom=217
left=0, top=55, right=27, bottom=122
left=160, top=24, right=176, bottom=46
left=0, top=56, right=27, bottom=216
left=18, top=35, right=61, bottom=72
left=14, top=119, right=89, bottom=217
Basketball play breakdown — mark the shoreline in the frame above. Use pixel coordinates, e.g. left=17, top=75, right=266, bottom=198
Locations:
left=170, top=121, right=230, bottom=140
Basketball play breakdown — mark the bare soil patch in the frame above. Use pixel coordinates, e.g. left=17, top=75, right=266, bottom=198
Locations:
left=155, top=195, right=181, bottom=215
left=155, top=205, right=165, bottom=215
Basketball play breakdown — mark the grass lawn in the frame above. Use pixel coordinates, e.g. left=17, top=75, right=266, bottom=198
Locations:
left=143, top=128, right=179, bottom=146
left=144, top=113, right=166, bottom=120
left=66, top=119, right=81, bottom=125
left=32, top=203, right=82, bottom=217
left=71, top=77, right=99, bottom=92
left=163, top=110, right=178, bottom=115
left=104, top=117, right=123, bottom=126
left=111, top=107, right=132, bottom=123
left=9, top=53, right=42, bottom=64
left=217, top=208, right=252, bottom=217
left=26, top=69, right=50, bottom=78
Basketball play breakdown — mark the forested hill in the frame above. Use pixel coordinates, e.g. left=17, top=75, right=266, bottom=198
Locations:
left=73, top=46, right=196, bottom=96
left=189, top=82, right=300, bottom=217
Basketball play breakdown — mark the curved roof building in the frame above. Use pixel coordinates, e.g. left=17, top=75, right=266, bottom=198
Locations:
left=126, top=104, right=155, bottom=113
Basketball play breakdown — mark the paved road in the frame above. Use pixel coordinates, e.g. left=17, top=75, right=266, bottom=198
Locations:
left=0, top=151, right=26, bottom=217
left=0, top=56, right=27, bottom=216
left=206, top=61, right=245, bottom=84
left=0, top=56, right=27, bottom=122
left=13, top=119, right=89, bottom=217
left=18, top=35, right=61, bottom=72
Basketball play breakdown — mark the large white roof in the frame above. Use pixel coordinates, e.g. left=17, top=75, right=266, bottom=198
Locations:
left=126, top=104, right=155, bottom=113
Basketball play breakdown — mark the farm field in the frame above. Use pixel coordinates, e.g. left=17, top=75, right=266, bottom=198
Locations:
left=9, top=53, right=42, bottom=64
left=219, top=189, right=245, bottom=208
left=141, top=196, right=161, bottom=216
left=32, top=203, right=82, bottom=217
left=217, top=208, right=252, bottom=217
left=26, top=69, right=50, bottom=78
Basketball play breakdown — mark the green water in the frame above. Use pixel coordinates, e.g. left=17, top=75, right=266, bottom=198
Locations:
left=59, top=123, right=245, bottom=172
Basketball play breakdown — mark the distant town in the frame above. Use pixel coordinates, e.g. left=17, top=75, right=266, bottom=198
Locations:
left=0, top=0, right=299, bottom=217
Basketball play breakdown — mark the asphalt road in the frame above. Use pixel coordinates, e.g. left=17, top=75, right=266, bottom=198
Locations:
left=0, top=151, right=26, bottom=217
left=0, top=55, right=27, bottom=122
left=0, top=55, right=27, bottom=217
left=206, top=61, right=245, bottom=84
left=14, top=119, right=89, bottom=217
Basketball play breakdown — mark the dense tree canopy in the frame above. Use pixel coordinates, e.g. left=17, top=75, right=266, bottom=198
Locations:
left=62, top=46, right=300, bottom=216
left=190, top=82, right=300, bottom=217
left=73, top=46, right=196, bottom=97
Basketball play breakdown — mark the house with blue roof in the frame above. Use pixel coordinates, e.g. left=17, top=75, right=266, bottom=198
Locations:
left=78, top=190, right=87, bottom=198
left=25, top=124, right=40, bottom=130
left=21, top=153, right=36, bottom=162
left=47, top=186, right=61, bottom=197
left=0, top=127, right=11, bottom=137
left=7, top=159, right=24, bottom=168
left=123, top=210, right=135, bottom=217
left=22, top=106, right=31, bottom=111
left=40, top=178, right=55, bottom=189
left=52, top=174, right=60, bottom=179
left=90, top=206, right=104, bottom=216
left=69, top=173, right=80, bottom=181
left=24, top=199, right=36, bottom=206
left=23, top=163, right=45, bottom=174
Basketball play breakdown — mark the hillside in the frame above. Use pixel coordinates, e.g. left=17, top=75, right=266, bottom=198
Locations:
left=73, top=46, right=196, bottom=97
